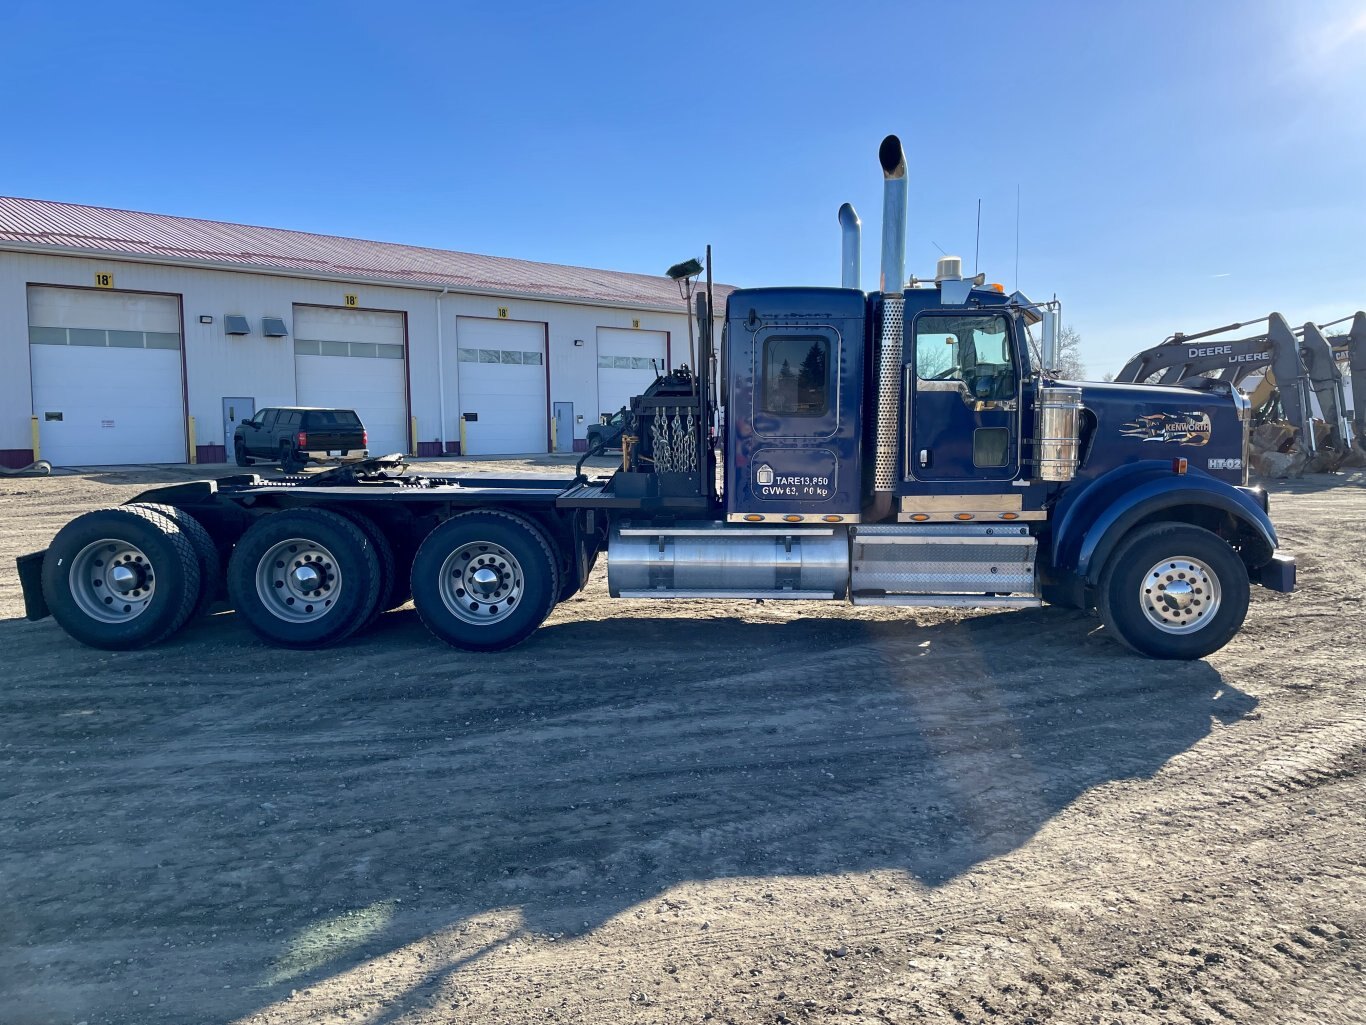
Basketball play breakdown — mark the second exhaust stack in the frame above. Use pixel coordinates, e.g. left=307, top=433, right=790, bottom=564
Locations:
left=838, top=203, right=861, bottom=289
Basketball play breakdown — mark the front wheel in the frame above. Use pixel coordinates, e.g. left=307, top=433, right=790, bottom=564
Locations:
left=411, top=510, right=559, bottom=651
left=1098, top=522, right=1250, bottom=660
left=233, top=440, right=252, bottom=467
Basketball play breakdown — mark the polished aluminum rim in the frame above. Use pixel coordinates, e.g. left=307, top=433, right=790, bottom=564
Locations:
left=255, top=537, right=340, bottom=623
left=1141, top=555, right=1221, bottom=634
left=438, top=541, right=523, bottom=625
left=69, top=539, right=155, bottom=623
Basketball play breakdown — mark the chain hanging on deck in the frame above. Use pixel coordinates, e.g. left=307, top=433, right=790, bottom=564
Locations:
left=669, top=408, right=684, bottom=474
left=651, top=408, right=673, bottom=472
left=682, top=406, right=698, bottom=473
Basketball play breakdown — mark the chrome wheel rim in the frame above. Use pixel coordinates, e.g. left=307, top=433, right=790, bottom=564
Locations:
left=69, top=539, right=155, bottom=623
left=255, top=537, right=341, bottom=623
left=1141, top=555, right=1221, bottom=634
left=438, top=541, right=523, bottom=625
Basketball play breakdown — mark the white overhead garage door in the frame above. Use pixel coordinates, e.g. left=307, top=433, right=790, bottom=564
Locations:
left=597, top=327, right=667, bottom=421
left=455, top=317, right=547, bottom=455
left=28, top=285, right=185, bottom=466
left=293, top=306, right=408, bottom=456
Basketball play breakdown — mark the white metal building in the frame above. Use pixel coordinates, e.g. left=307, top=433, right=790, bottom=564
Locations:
left=0, top=197, right=729, bottom=467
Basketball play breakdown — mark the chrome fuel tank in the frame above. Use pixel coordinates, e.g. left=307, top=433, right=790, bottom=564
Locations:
left=608, top=522, right=849, bottom=599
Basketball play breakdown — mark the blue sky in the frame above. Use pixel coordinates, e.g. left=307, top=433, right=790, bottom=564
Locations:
left=2, top=0, right=1363, bottom=374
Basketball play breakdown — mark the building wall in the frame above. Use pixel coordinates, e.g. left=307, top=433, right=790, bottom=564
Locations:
left=0, top=250, right=696, bottom=465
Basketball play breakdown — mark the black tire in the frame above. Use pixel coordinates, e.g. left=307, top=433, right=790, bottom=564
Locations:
left=1098, top=522, right=1250, bottom=660
left=337, top=509, right=406, bottom=625
left=279, top=443, right=305, bottom=474
left=227, top=509, right=381, bottom=649
left=127, top=503, right=223, bottom=617
left=233, top=440, right=252, bottom=467
left=411, top=510, right=559, bottom=651
left=41, top=506, right=201, bottom=650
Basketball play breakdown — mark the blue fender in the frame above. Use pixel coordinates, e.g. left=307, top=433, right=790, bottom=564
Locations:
left=1051, top=461, right=1277, bottom=583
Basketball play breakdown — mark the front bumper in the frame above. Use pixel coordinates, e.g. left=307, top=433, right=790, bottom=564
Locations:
left=1257, top=553, right=1296, bottom=593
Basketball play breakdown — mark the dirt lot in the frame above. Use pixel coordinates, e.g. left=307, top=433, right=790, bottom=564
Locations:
left=1, top=457, right=1362, bottom=1025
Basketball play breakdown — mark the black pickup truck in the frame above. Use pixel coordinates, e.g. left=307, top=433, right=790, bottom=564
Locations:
left=233, top=407, right=368, bottom=472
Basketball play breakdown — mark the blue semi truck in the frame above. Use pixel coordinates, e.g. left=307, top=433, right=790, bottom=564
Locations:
left=17, top=135, right=1294, bottom=660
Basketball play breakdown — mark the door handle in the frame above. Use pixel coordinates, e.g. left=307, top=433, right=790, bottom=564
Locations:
left=919, top=448, right=930, bottom=468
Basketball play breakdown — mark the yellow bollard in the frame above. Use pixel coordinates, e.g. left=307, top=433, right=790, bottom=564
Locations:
left=187, top=415, right=197, bottom=464
left=30, top=415, right=40, bottom=463
left=550, top=415, right=557, bottom=454
left=459, top=416, right=467, bottom=457
left=409, top=416, right=418, bottom=456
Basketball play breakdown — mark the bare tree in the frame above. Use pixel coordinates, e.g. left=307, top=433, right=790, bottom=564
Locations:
left=1027, top=324, right=1086, bottom=380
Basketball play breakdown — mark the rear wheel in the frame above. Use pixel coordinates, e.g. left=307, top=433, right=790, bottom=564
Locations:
left=127, top=503, right=223, bottom=617
left=1098, top=522, right=1249, bottom=660
left=411, top=510, right=559, bottom=651
left=338, top=509, right=407, bottom=625
left=279, top=443, right=305, bottom=474
left=227, top=509, right=380, bottom=648
left=41, top=506, right=201, bottom=650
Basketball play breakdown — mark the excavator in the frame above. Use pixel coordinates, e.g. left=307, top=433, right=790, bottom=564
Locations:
left=1115, top=310, right=1366, bottom=473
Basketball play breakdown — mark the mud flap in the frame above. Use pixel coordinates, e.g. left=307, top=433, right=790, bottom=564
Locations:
left=16, top=550, right=49, bottom=620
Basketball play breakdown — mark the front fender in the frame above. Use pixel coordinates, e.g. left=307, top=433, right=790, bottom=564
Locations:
left=1052, top=462, right=1278, bottom=583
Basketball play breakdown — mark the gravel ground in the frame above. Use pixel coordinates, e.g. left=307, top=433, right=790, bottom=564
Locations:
left=1, top=457, right=1362, bottom=1025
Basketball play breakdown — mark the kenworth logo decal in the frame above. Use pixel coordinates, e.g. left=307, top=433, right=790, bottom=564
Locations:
left=1119, top=411, right=1213, bottom=446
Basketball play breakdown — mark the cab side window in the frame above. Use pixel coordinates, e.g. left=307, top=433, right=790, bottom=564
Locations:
left=762, top=335, right=830, bottom=416
left=914, top=314, right=1016, bottom=401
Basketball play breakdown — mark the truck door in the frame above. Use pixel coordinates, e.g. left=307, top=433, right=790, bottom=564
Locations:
left=907, top=312, right=1021, bottom=482
left=246, top=409, right=278, bottom=456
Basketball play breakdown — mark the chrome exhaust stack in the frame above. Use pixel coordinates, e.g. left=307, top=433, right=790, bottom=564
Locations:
left=873, top=134, right=907, bottom=494
left=877, top=136, right=907, bottom=292
left=838, top=202, right=861, bottom=288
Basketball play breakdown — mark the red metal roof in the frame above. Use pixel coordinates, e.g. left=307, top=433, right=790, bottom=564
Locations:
left=0, top=195, right=731, bottom=312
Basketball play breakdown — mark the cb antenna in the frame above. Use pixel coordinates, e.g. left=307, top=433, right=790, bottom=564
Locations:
left=974, top=198, right=981, bottom=275
left=1014, top=184, right=1020, bottom=291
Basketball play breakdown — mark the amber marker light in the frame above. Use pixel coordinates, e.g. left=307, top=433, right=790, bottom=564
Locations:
left=744, top=514, right=763, bottom=522
left=955, top=512, right=975, bottom=520
left=1000, top=512, right=1019, bottom=520
left=783, top=514, right=802, bottom=522
left=822, top=515, right=843, bottom=522
left=911, top=513, right=930, bottom=521
left=1173, top=458, right=1188, bottom=474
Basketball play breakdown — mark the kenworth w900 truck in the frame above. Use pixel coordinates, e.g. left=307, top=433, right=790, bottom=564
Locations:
left=16, top=135, right=1295, bottom=660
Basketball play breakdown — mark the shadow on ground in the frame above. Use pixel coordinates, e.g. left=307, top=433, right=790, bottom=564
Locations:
left=0, top=607, right=1255, bottom=1024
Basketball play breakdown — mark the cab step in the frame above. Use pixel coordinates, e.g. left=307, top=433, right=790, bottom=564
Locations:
left=850, top=594, right=1042, bottom=608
